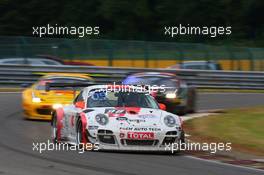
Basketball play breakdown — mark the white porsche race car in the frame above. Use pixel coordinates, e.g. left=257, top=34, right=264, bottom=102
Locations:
left=51, top=84, right=185, bottom=152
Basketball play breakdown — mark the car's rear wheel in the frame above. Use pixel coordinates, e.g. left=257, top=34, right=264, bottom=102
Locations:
left=51, top=115, right=58, bottom=143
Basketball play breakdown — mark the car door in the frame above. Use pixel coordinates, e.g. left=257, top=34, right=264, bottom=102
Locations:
left=66, top=91, right=85, bottom=142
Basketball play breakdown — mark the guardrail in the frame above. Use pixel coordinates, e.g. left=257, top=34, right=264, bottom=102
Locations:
left=0, top=64, right=264, bottom=90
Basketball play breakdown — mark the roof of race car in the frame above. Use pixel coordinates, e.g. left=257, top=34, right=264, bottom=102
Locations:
left=129, top=72, right=177, bottom=78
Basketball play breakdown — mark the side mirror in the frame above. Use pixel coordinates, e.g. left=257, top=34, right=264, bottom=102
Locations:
left=159, top=103, right=166, bottom=111
left=75, top=101, right=85, bottom=109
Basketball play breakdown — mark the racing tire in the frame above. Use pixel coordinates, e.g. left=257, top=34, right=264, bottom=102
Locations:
left=51, top=115, right=58, bottom=143
left=76, top=120, right=90, bottom=150
left=76, top=121, right=83, bottom=146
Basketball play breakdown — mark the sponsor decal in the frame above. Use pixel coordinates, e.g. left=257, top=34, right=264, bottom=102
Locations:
left=128, top=119, right=145, bottom=123
left=106, top=109, right=126, bottom=117
left=119, top=133, right=125, bottom=138
left=116, top=117, right=128, bottom=121
left=105, top=107, right=142, bottom=117
left=88, top=125, right=99, bottom=130
left=127, top=132, right=155, bottom=140
left=91, top=91, right=107, bottom=101
left=134, top=127, right=148, bottom=131
left=148, top=128, right=161, bottom=131
left=120, top=127, right=134, bottom=131
left=120, top=127, right=161, bottom=132
left=138, top=114, right=157, bottom=119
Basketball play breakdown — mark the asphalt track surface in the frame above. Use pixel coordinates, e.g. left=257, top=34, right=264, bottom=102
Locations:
left=0, top=93, right=264, bottom=175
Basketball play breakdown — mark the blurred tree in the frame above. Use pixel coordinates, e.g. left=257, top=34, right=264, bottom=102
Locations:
left=0, top=0, right=263, bottom=46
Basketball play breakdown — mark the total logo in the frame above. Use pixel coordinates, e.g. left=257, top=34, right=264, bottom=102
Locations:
left=127, top=132, right=154, bottom=140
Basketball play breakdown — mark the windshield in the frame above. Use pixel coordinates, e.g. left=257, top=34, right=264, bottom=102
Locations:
left=87, top=90, right=159, bottom=109
left=123, top=76, right=179, bottom=90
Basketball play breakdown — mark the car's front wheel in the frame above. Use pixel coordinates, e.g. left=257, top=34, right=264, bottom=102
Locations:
left=76, top=120, right=90, bottom=148
left=76, top=121, right=83, bottom=145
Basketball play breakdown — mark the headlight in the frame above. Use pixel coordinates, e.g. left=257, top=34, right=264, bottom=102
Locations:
left=95, top=114, right=109, bottom=125
left=32, top=97, right=41, bottom=103
left=52, top=104, right=63, bottom=109
left=165, top=93, right=177, bottom=99
left=164, top=115, right=176, bottom=127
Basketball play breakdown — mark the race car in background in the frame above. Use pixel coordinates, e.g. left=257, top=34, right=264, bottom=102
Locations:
left=22, top=73, right=93, bottom=120
left=122, top=72, right=196, bottom=115
left=51, top=84, right=184, bottom=152
left=0, top=57, right=63, bottom=66
left=0, top=55, right=95, bottom=66
left=168, top=61, right=222, bottom=70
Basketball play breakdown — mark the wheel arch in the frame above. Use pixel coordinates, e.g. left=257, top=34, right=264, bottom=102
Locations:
left=76, top=112, right=88, bottom=144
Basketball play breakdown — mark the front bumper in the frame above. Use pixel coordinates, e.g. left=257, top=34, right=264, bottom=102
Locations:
left=94, top=129, right=181, bottom=152
left=23, top=102, right=67, bottom=120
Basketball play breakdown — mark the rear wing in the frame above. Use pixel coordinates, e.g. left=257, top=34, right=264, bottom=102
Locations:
left=45, top=82, right=98, bottom=92
left=45, top=83, right=163, bottom=95
left=45, top=83, right=150, bottom=92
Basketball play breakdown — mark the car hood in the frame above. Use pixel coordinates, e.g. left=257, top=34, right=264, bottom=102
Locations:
left=86, top=107, right=180, bottom=129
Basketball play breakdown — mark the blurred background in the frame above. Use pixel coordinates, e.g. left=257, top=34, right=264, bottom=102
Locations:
left=0, top=0, right=264, bottom=70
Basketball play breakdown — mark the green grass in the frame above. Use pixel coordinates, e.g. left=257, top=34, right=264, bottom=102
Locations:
left=184, top=106, right=264, bottom=156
